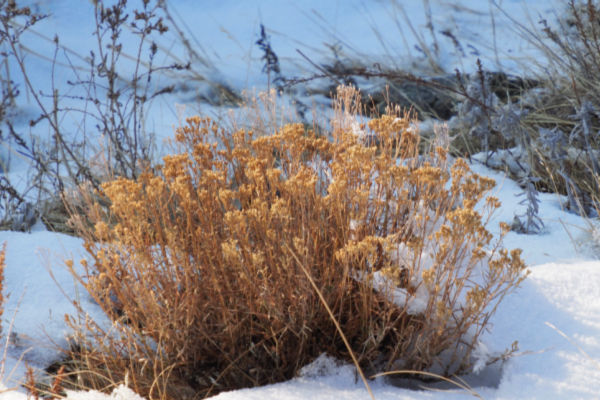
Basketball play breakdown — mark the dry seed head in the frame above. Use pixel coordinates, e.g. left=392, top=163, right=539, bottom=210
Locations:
left=466, top=287, right=487, bottom=311
left=422, top=268, right=435, bottom=288
left=94, top=221, right=110, bottom=241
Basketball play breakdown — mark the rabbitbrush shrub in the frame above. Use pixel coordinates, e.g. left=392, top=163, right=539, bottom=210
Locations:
left=67, top=87, right=526, bottom=399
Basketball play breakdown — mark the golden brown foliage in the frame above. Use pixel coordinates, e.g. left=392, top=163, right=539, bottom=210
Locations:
left=68, top=87, right=526, bottom=399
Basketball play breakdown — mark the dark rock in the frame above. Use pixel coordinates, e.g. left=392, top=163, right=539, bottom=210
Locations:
left=11, top=201, right=37, bottom=232
left=366, top=75, right=459, bottom=120
left=365, top=71, right=540, bottom=120
left=484, top=71, right=540, bottom=102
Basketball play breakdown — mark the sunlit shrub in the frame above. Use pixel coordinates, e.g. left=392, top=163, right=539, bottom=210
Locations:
left=68, top=87, right=526, bottom=398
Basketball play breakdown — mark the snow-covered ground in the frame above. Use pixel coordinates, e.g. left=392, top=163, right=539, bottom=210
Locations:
left=1, top=1, right=599, bottom=399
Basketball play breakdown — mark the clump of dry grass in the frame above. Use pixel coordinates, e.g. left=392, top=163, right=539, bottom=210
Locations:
left=492, top=0, right=600, bottom=215
left=65, top=86, right=526, bottom=399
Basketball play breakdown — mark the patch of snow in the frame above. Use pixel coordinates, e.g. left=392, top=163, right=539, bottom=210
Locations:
left=63, top=385, right=146, bottom=400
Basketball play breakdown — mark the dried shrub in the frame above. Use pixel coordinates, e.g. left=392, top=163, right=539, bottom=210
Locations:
left=490, top=0, right=600, bottom=215
left=67, top=87, right=526, bottom=398
left=447, top=0, right=600, bottom=222
left=0, top=0, right=191, bottom=231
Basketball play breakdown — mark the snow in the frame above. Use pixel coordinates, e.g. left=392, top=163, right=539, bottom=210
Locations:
left=0, top=384, right=146, bottom=400
left=0, top=226, right=108, bottom=393
left=62, top=385, right=147, bottom=400
left=1, top=0, right=600, bottom=399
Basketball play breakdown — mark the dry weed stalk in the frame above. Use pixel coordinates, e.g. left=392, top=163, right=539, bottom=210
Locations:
left=67, top=87, right=526, bottom=399
left=24, top=365, right=39, bottom=400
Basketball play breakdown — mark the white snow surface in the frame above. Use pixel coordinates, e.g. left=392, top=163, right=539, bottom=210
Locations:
left=2, top=0, right=600, bottom=399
